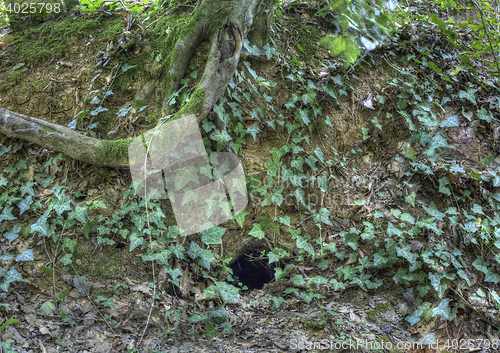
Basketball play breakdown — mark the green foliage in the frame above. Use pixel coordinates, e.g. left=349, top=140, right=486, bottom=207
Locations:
left=317, top=0, right=395, bottom=68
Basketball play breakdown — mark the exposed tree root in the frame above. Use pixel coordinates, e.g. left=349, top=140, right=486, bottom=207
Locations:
left=0, top=109, right=131, bottom=167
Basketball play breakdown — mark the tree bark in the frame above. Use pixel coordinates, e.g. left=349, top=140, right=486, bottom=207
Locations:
left=0, top=109, right=131, bottom=167
left=0, top=0, right=272, bottom=167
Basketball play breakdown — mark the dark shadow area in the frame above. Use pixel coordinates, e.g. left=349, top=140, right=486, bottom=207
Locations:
left=228, top=250, right=274, bottom=291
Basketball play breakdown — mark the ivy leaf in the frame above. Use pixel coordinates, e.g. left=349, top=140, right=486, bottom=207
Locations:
left=60, top=253, right=73, bottom=266
left=313, top=208, right=333, bottom=226
left=405, top=192, right=416, bottom=207
left=418, top=332, right=437, bottom=344
left=17, top=195, right=33, bottom=215
left=471, top=204, right=484, bottom=215
left=0, top=144, right=12, bottom=157
left=432, top=299, right=451, bottom=319
left=313, top=147, right=325, bottom=164
left=204, top=323, right=219, bottom=337
left=201, top=226, right=226, bottom=244
left=31, top=214, right=49, bottom=236
left=16, top=249, right=34, bottom=261
left=3, top=226, right=21, bottom=242
left=129, top=231, right=144, bottom=252
left=268, top=251, right=281, bottom=263
left=337, top=265, right=356, bottom=280
left=450, top=161, right=465, bottom=174
left=264, top=158, right=282, bottom=177
left=121, top=63, right=137, bottom=72
left=298, top=109, right=310, bottom=126
left=199, top=249, right=214, bottom=270
left=303, top=155, right=317, bottom=171
left=174, top=166, right=199, bottom=190
left=68, top=205, right=88, bottom=223
left=484, top=268, right=500, bottom=284
left=90, top=106, right=108, bottom=116
left=0, top=207, right=16, bottom=224
left=459, top=88, right=477, bottom=104
left=279, top=216, right=291, bottom=226
left=422, top=202, right=445, bottom=221
left=40, top=301, right=56, bottom=316
left=210, top=130, right=232, bottom=151
left=249, top=223, right=265, bottom=239
left=20, top=182, right=35, bottom=197
left=215, top=281, right=239, bottom=302
left=423, top=135, right=452, bottom=156
left=396, top=244, right=417, bottom=265
left=296, top=236, right=315, bottom=256
left=373, top=253, right=388, bottom=267
left=400, top=213, right=415, bottom=224
left=428, top=272, right=447, bottom=297
left=187, top=241, right=203, bottom=259
left=406, top=309, right=423, bottom=325
left=441, top=114, right=459, bottom=127
left=234, top=209, right=249, bottom=228
left=246, top=126, right=259, bottom=139
left=329, top=278, right=345, bottom=291
left=54, top=197, right=72, bottom=215
left=387, top=222, right=403, bottom=238
left=294, top=275, right=305, bottom=285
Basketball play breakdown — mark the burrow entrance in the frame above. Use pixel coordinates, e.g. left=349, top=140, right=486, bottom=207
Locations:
left=228, top=247, right=274, bottom=291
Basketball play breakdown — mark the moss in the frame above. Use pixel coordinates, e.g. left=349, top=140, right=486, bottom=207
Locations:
left=367, top=301, right=390, bottom=321
left=31, top=77, right=48, bottom=91
left=101, top=138, right=134, bottom=162
left=7, top=70, right=23, bottom=83
left=16, top=83, right=29, bottom=94
left=303, top=318, right=326, bottom=330
left=0, top=83, right=12, bottom=92
left=288, top=17, right=322, bottom=61
left=176, top=86, right=206, bottom=118
left=132, top=99, right=147, bottom=110
left=115, top=52, right=151, bottom=92
left=11, top=13, right=123, bottom=63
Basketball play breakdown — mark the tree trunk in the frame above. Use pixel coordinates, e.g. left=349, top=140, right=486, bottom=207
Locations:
left=0, top=0, right=272, bottom=167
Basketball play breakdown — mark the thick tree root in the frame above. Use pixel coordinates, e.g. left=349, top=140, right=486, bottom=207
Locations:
left=0, top=108, right=131, bottom=167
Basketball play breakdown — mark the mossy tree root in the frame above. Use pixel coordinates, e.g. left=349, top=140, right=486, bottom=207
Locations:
left=164, top=0, right=264, bottom=122
left=0, top=108, right=132, bottom=167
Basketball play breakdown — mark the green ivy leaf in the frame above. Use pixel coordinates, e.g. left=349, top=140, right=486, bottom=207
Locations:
left=234, top=209, right=249, bottom=228
left=17, top=195, right=33, bottom=215
left=422, top=202, right=446, bottom=221
left=418, top=332, right=437, bottom=344
left=31, top=214, right=49, bottom=236
left=432, top=299, right=451, bottom=319
left=204, top=323, right=219, bottom=337
left=15, top=249, right=34, bottom=261
left=294, top=275, right=305, bottom=286
left=68, top=205, right=88, bottom=223
left=249, top=223, right=265, bottom=239
left=3, top=226, right=21, bottom=242
left=296, top=236, right=315, bottom=256
left=441, top=115, right=459, bottom=127
left=459, top=88, right=477, bottom=104
left=129, top=231, right=144, bottom=252
left=201, top=227, right=226, bottom=244
left=0, top=207, right=16, bottom=224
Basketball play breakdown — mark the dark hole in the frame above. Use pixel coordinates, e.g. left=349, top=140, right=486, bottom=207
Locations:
left=228, top=250, right=274, bottom=291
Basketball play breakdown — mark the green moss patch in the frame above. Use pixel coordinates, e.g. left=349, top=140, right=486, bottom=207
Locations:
left=10, top=13, right=122, bottom=64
